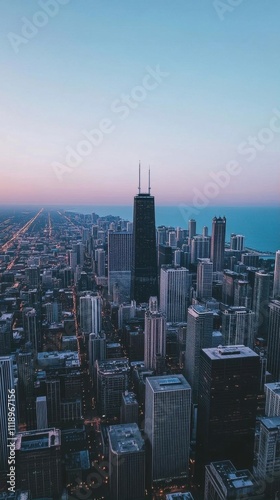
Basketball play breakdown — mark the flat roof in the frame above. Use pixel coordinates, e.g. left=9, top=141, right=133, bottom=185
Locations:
left=260, top=416, right=280, bottom=430
left=146, top=374, right=191, bottom=392
left=108, top=423, right=144, bottom=454
left=207, top=461, right=255, bottom=492
left=202, top=345, right=259, bottom=361
left=15, top=428, right=61, bottom=451
left=166, top=494, right=194, bottom=500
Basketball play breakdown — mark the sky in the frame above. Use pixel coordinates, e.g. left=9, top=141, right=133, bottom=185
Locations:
left=0, top=0, right=280, bottom=206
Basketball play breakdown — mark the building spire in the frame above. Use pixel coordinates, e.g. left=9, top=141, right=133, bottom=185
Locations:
left=138, top=161, right=141, bottom=194
left=148, top=166, right=151, bottom=195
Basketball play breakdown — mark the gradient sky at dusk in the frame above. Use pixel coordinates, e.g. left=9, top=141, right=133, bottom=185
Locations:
left=1, top=0, right=280, bottom=205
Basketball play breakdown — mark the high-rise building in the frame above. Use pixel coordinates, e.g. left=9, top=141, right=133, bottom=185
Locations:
left=185, top=305, right=213, bottom=403
left=256, top=417, right=280, bottom=488
left=234, top=280, right=252, bottom=308
left=196, top=258, right=213, bottom=300
left=96, top=248, right=106, bottom=277
left=120, top=391, right=139, bottom=424
left=221, top=306, right=255, bottom=349
left=160, top=266, right=190, bottom=323
left=36, top=396, right=48, bottom=430
left=15, top=428, right=62, bottom=499
left=196, top=346, right=260, bottom=479
left=230, top=234, right=245, bottom=251
left=252, top=271, right=270, bottom=337
left=96, top=358, right=130, bottom=418
left=210, top=217, right=226, bottom=272
left=131, top=169, right=158, bottom=303
left=273, top=250, right=280, bottom=299
left=88, top=332, right=106, bottom=382
left=79, top=295, right=102, bottom=334
left=144, top=297, right=166, bottom=372
left=108, top=423, right=145, bottom=500
left=0, top=356, right=15, bottom=472
left=108, top=231, right=133, bottom=302
left=267, top=300, right=280, bottom=380
left=264, top=382, right=280, bottom=417
left=188, top=219, right=196, bottom=244
left=190, top=235, right=210, bottom=264
left=166, top=494, right=194, bottom=500
left=145, top=374, right=191, bottom=483
left=205, top=461, right=260, bottom=500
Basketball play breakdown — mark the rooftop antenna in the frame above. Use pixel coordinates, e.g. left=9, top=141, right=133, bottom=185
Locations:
left=138, top=161, right=141, bottom=194
left=148, top=166, right=151, bottom=195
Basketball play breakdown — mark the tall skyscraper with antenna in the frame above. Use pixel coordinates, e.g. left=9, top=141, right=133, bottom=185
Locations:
left=131, top=164, right=158, bottom=303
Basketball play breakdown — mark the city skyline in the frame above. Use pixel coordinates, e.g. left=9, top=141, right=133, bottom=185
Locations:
left=1, top=1, right=280, bottom=205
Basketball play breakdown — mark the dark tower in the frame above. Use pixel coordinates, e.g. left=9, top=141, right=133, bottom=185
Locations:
left=131, top=165, right=158, bottom=303
left=210, top=216, right=226, bottom=272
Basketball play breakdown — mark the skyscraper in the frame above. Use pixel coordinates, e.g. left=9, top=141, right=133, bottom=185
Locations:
left=0, top=356, right=15, bottom=472
left=160, top=266, right=190, bottom=322
left=185, top=305, right=213, bottom=403
left=273, top=250, right=280, bottom=299
left=108, top=423, right=145, bottom=500
left=190, top=235, right=210, bottom=264
left=210, top=216, right=226, bottom=272
left=196, top=345, right=260, bottom=479
left=108, top=231, right=133, bottom=302
left=256, top=417, right=280, bottom=489
left=131, top=168, right=158, bottom=303
left=145, top=374, right=191, bottom=484
left=267, top=300, right=280, bottom=380
left=144, top=297, right=166, bottom=372
left=196, top=258, right=213, bottom=300
left=79, top=295, right=102, bottom=334
left=188, top=219, right=196, bottom=245
left=88, top=331, right=106, bottom=382
left=252, top=271, right=270, bottom=337
left=221, top=306, right=255, bottom=349
left=205, top=461, right=260, bottom=500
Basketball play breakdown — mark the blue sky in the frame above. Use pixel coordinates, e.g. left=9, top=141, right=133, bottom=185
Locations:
left=0, top=0, right=279, bottom=205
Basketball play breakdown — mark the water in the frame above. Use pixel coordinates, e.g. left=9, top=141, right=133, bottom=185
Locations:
left=63, top=205, right=280, bottom=253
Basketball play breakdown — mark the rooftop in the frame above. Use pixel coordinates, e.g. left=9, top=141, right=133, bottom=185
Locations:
left=207, top=461, right=255, bottom=492
left=166, top=494, right=194, bottom=500
left=122, top=391, right=138, bottom=405
left=203, top=345, right=259, bottom=361
left=108, top=423, right=145, bottom=454
left=146, top=374, right=191, bottom=393
left=15, top=428, right=61, bottom=451
left=97, top=358, right=130, bottom=375
left=260, top=416, right=280, bottom=430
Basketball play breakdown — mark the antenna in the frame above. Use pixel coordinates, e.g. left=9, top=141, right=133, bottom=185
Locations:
left=138, top=161, right=141, bottom=194
left=148, top=166, right=151, bottom=194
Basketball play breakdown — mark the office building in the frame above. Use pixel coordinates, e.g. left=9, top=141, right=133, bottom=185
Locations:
left=252, top=272, right=270, bottom=337
left=144, top=297, right=166, bottom=372
left=221, top=306, right=255, bottom=349
left=145, top=374, right=191, bottom=483
left=0, top=356, right=15, bottom=472
left=108, top=423, right=145, bottom=500
left=188, top=219, right=196, bottom=244
left=196, top=346, right=260, bottom=479
left=185, top=306, right=213, bottom=403
left=267, top=300, right=280, bottom=380
left=88, top=331, right=106, bottom=381
left=120, top=391, right=139, bottom=424
left=196, top=258, right=213, bottom=300
left=234, top=280, right=252, bottom=308
left=210, top=217, right=226, bottom=272
left=166, top=494, right=194, bottom=500
left=131, top=169, right=158, bottom=303
left=79, top=294, right=102, bottom=334
left=15, top=428, right=62, bottom=499
left=265, top=382, right=280, bottom=417
left=256, top=417, right=280, bottom=486
left=205, top=461, right=260, bottom=500
left=108, top=231, right=133, bottom=302
left=36, top=396, right=48, bottom=430
left=96, top=358, right=130, bottom=418
left=230, top=234, right=245, bottom=251
left=160, top=266, right=190, bottom=323
left=96, top=248, right=106, bottom=277
left=190, top=235, right=211, bottom=264
left=273, top=250, right=280, bottom=299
